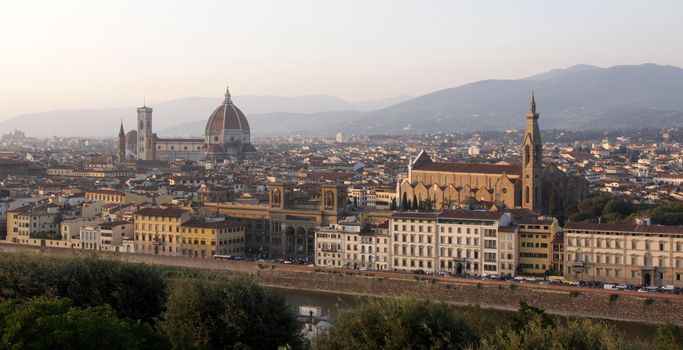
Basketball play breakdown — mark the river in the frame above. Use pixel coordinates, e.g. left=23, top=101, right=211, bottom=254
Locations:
left=267, top=286, right=659, bottom=342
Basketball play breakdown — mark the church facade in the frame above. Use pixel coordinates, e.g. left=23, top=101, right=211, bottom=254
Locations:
left=398, top=94, right=588, bottom=214
left=117, top=86, right=257, bottom=162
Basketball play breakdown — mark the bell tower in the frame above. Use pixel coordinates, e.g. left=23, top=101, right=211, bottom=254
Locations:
left=137, top=105, right=155, bottom=160
left=522, top=93, right=542, bottom=212
left=117, top=121, right=126, bottom=162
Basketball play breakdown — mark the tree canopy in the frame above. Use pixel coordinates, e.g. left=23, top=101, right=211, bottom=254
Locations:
left=0, top=254, right=167, bottom=322
left=316, top=297, right=479, bottom=350
left=162, top=277, right=304, bottom=350
left=0, top=297, right=169, bottom=350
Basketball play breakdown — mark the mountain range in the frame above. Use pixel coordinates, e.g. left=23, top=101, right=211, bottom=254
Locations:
left=2, top=63, right=683, bottom=138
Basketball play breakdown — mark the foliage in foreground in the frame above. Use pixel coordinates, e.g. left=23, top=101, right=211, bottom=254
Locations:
left=0, top=253, right=167, bottom=323
left=0, top=297, right=169, bottom=350
left=162, top=277, right=305, bottom=350
left=316, top=297, right=479, bottom=350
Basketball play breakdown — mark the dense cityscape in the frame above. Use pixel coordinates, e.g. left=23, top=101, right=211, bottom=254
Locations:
left=3, top=1, right=683, bottom=349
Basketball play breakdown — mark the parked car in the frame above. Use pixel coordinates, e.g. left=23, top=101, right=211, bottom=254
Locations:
left=603, top=284, right=618, bottom=291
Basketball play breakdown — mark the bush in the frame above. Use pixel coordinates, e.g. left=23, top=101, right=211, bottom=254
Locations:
left=0, top=254, right=167, bottom=322
left=0, top=297, right=169, bottom=349
left=653, top=322, right=683, bottom=350
left=609, top=294, right=619, bottom=303
left=316, top=297, right=479, bottom=350
left=162, top=277, right=304, bottom=350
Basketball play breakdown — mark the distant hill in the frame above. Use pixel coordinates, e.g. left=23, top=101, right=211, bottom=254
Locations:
left=159, top=110, right=367, bottom=137
left=333, top=63, right=683, bottom=134
left=0, top=95, right=409, bottom=138
left=3, top=63, right=683, bottom=137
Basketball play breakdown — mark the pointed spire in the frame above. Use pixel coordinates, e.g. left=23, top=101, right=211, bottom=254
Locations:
left=118, top=120, right=125, bottom=137
left=224, top=85, right=232, bottom=105
left=529, top=91, right=536, bottom=114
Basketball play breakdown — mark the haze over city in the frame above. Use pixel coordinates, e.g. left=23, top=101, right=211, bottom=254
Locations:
left=2, top=2, right=683, bottom=349
left=1, top=0, right=682, bottom=122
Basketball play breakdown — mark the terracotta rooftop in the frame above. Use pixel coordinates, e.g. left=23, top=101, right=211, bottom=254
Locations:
left=565, top=222, right=683, bottom=234
left=134, top=207, right=188, bottom=218
left=181, top=219, right=243, bottom=229
left=413, top=162, right=522, bottom=176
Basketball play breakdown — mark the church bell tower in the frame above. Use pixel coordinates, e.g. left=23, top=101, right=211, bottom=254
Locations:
left=137, top=105, right=155, bottom=160
left=522, top=93, right=542, bottom=212
left=117, top=121, right=126, bottom=162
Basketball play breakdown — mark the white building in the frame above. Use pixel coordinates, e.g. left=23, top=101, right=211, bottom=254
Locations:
left=314, top=218, right=390, bottom=270
left=390, top=210, right=515, bottom=276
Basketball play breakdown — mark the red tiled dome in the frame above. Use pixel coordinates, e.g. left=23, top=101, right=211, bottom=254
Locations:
left=124, top=130, right=137, bottom=151
left=205, top=89, right=250, bottom=136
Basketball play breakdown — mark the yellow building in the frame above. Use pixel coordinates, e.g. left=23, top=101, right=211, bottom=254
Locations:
left=6, top=207, right=60, bottom=244
left=133, top=207, right=191, bottom=256
left=180, top=219, right=245, bottom=258
left=517, top=217, right=560, bottom=275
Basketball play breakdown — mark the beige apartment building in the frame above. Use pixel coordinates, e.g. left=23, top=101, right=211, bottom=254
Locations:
left=314, top=218, right=390, bottom=270
left=133, top=207, right=191, bottom=256
left=564, top=219, right=683, bottom=287
left=390, top=210, right=515, bottom=275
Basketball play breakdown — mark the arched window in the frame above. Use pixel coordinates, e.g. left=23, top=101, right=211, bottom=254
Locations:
left=324, top=191, right=335, bottom=208
left=524, top=145, right=530, bottom=165
left=272, top=189, right=281, bottom=205
left=525, top=186, right=530, bottom=203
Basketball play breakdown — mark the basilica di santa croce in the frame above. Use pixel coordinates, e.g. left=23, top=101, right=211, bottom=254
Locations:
left=398, top=94, right=589, bottom=215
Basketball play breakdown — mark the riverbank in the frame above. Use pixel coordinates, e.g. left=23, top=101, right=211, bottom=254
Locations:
left=1, top=242, right=681, bottom=326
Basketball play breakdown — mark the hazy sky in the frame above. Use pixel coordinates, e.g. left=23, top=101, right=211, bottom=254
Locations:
left=1, top=0, right=682, bottom=121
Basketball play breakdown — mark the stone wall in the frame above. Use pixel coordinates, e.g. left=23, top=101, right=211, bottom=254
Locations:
left=2, top=242, right=682, bottom=325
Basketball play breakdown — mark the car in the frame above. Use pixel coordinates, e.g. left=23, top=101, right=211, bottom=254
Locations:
left=637, top=288, right=649, bottom=293
left=661, top=285, right=675, bottom=292
left=283, top=260, right=293, bottom=264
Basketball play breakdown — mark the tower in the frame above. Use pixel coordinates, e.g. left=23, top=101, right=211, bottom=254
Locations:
left=117, top=121, right=126, bottom=162
left=522, top=92, right=542, bottom=212
left=137, top=106, right=155, bottom=160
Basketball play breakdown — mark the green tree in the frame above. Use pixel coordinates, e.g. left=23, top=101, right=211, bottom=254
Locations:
left=162, top=277, right=303, bottom=350
left=390, top=198, right=397, bottom=210
left=0, top=254, right=167, bottom=322
left=480, top=315, right=644, bottom=350
left=0, top=297, right=169, bottom=350
left=654, top=322, right=683, bottom=350
left=506, top=300, right=555, bottom=333
left=316, top=297, right=479, bottom=350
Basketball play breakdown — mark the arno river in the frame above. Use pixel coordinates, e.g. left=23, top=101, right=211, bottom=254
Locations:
left=267, top=286, right=659, bottom=342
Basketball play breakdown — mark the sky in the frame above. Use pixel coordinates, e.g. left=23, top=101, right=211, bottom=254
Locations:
left=1, top=0, right=682, bottom=121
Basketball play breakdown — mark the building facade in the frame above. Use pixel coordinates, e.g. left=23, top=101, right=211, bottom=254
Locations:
left=517, top=216, right=560, bottom=275
left=389, top=210, right=515, bottom=275
left=133, top=208, right=191, bottom=256
left=201, top=182, right=349, bottom=260
left=564, top=220, right=683, bottom=287
left=179, top=219, right=245, bottom=258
